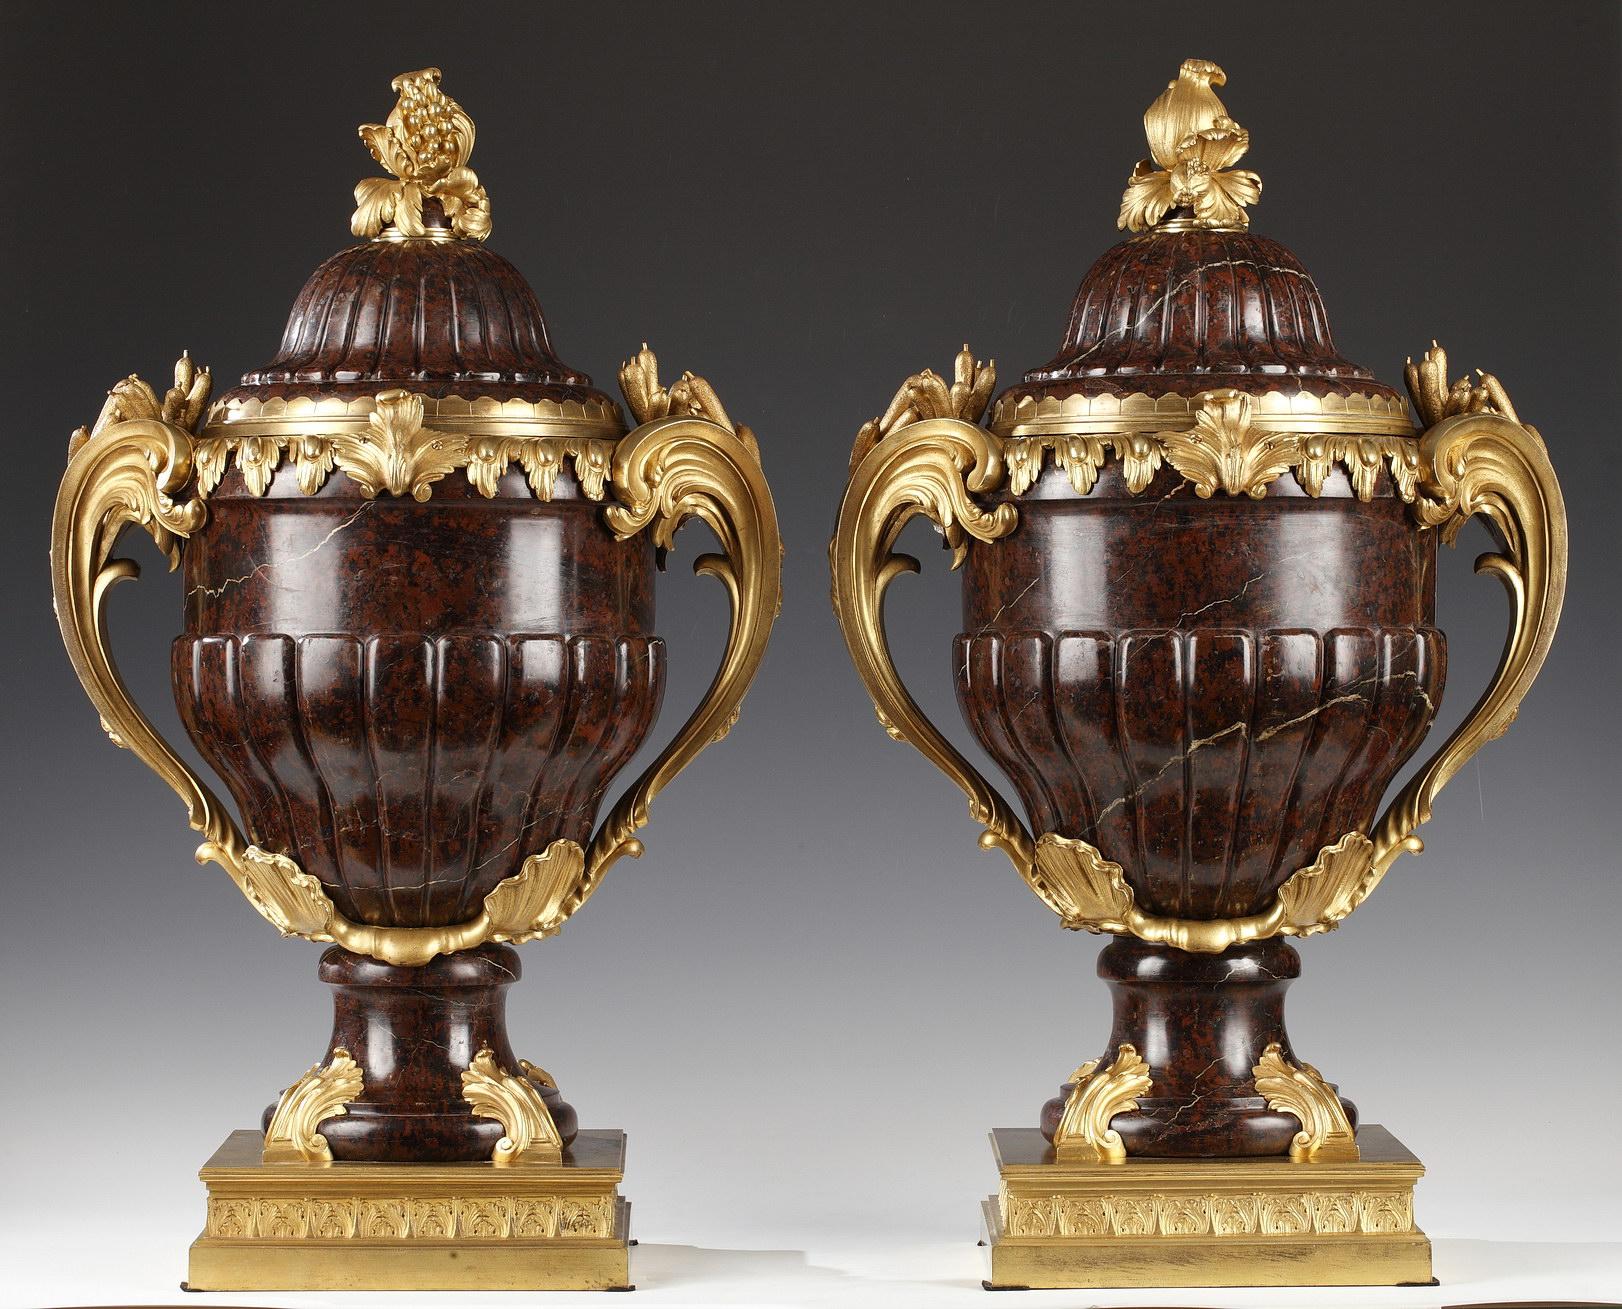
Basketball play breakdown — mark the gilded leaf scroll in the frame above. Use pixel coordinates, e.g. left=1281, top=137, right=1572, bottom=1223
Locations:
left=263, top=1049, right=365, bottom=1163
left=1054, top=1046, right=1153, bottom=1163
left=1253, top=1043, right=1360, bottom=1162
left=584, top=357, right=781, bottom=893
left=461, top=1049, right=562, bottom=1165
left=1361, top=357, right=1565, bottom=891
left=831, top=349, right=1032, bottom=880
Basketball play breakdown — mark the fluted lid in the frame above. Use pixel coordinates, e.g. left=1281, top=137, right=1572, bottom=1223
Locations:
left=232, top=238, right=599, bottom=400
left=214, top=69, right=616, bottom=416
left=995, top=60, right=1403, bottom=417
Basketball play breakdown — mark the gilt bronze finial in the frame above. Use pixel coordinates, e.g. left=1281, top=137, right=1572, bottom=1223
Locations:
left=351, top=67, right=491, bottom=242
left=1118, top=58, right=1262, bottom=233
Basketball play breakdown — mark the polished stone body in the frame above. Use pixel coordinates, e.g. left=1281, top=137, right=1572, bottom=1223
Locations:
left=957, top=468, right=1442, bottom=924
left=175, top=473, right=662, bottom=930
left=955, top=220, right=1443, bottom=1156
left=174, top=214, right=659, bottom=1160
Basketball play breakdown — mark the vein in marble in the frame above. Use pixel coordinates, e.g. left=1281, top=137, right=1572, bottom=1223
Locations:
left=187, top=501, right=375, bottom=600
left=1058, top=259, right=1323, bottom=371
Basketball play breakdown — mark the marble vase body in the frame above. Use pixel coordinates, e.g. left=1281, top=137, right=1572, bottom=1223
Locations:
left=173, top=227, right=661, bottom=1161
left=956, top=225, right=1445, bottom=1156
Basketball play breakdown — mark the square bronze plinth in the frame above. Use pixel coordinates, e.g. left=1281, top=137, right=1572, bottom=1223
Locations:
left=186, top=1129, right=631, bottom=1291
left=983, top=1124, right=1433, bottom=1289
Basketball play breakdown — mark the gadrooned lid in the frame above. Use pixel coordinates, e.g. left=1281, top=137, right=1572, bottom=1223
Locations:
left=214, top=69, right=616, bottom=414
left=996, top=60, right=1403, bottom=414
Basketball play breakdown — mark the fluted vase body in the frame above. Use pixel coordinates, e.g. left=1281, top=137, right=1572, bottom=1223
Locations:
left=174, top=475, right=663, bottom=932
left=164, top=229, right=662, bottom=1160
left=955, top=225, right=1448, bottom=1156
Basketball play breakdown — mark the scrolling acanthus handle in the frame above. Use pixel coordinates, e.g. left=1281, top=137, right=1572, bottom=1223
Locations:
left=832, top=349, right=1067, bottom=904
left=564, top=348, right=783, bottom=909
left=51, top=357, right=262, bottom=908
left=1364, top=352, right=1567, bottom=893
left=831, top=414, right=1032, bottom=873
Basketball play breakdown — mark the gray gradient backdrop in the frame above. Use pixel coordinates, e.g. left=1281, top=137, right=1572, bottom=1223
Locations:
left=3, top=0, right=1618, bottom=1277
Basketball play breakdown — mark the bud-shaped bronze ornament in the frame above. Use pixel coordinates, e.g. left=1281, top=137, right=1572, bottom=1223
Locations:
left=51, top=69, right=780, bottom=1292
left=832, top=59, right=1565, bottom=1290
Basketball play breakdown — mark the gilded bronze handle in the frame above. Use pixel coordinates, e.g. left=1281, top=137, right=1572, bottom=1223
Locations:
left=830, top=412, right=1044, bottom=885
left=580, top=411, right=783, bottom=897
left=1365, top=406, right=1568, bottom=890
left=51, top=411, right=248, bottom=872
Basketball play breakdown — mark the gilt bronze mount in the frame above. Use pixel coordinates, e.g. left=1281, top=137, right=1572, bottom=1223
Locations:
left=831, top=58, right=1566, bottom=1289
left=51, top=68, right=780, bottom=1291
left=189, top=1131, right=630, bottom=1292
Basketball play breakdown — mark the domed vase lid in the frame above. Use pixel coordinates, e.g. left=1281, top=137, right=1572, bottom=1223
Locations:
left=989, top=59, right=1414, bottom=451
left=208, top=68, right=622, bottom=436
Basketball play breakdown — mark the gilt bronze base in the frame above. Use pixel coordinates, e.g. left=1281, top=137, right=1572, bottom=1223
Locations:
left=981, top=1125, right=1431, bottom=1289
left=187, top=1129, right=631, bottom=1291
